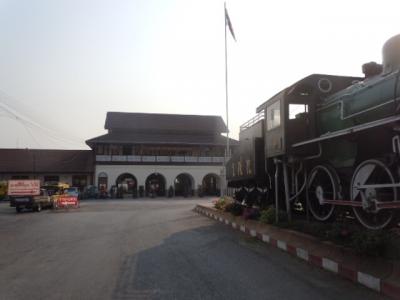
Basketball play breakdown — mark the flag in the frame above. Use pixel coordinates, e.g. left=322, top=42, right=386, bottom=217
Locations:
left=225, top=6, right=236, bottom=41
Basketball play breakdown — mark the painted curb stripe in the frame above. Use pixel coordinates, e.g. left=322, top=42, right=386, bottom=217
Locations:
left=338, top=265, right=357, bottom=282
left=287, top=244, right=296, bottom=255
left=309, top=254, right=322, bottom=267
left=262, top=234, right=270, bottom=243
left=296, top=248, right=309, bottom=261
left=381, top=281, right=400, bottom=300
left=322, top=258, right=338, bottom=273
left=195, top=206, right=395, bottom=298
left=277, top=240, right=287, bottom=251
left=358, top=272, right=380, bottom=292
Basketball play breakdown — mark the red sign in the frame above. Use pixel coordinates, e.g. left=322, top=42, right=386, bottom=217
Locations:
left=57, top=195, right=79, bottom=207
left=8, top=180, right=40, bottom=196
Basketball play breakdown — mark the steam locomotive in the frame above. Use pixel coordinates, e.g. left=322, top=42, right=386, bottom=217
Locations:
left=227, top=34, right=400, bottom=230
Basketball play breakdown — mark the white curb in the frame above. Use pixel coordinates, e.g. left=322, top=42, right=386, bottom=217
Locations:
left=262, top=234, right=270, bottom=243
left=296, top=248, right=309, bottom=261
left=322, top=258, right=338, bottom=273
left=277, top=240, right=287, bottom=251
left=357, top=272, right=380, bottom=292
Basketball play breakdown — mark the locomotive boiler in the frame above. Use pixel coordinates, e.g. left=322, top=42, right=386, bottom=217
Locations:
left=227, top=34, right=400, bottom=229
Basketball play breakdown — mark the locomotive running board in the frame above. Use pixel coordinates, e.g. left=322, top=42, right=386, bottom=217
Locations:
left=292, top=114, right=400, bottom=147
left=322, top=199, right=400, bottom=209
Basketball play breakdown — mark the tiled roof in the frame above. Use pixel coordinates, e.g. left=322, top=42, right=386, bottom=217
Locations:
left=104, top=112, right=227, bottom=133
left=0, top=149, right=93, bottom=173
left=86, top=131, right=238, bottom=147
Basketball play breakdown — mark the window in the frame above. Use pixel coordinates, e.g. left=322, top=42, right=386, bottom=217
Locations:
left=11, top=175, right=29, bottom=179
left=289, top=104, right=308, bottom=119
left=122, top=145, right=132, bottom=155
left=266, top=100, right=281, bottom=130
left=96, top=145, right=104, bottom=155
left=44, top=175, right=59, bottom=184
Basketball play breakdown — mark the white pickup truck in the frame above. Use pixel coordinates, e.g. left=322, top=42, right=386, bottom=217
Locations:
left=8, top=180, right=53, bottom=213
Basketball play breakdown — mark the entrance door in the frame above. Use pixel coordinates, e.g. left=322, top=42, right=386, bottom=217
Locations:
left=174, top=173, right=193, bottom=197
left=145, top=173, right=166, bottom=197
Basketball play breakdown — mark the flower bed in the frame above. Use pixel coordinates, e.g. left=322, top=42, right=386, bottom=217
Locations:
left=213, top=197, right=400, bottom=260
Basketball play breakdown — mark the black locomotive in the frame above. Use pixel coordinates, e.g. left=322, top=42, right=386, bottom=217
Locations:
left=227, top=34, right=400, bottom=230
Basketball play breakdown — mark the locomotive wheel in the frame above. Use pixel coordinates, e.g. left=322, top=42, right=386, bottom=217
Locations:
left=307, top=165, right=338, bottom=221
left=351, top=159, right=396, bottom=230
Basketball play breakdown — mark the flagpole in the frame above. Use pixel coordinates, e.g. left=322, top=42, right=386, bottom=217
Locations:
left=224, top=1, right=230, bottom=197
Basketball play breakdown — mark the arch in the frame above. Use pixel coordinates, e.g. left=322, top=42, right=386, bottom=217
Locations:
left=174, top=173, right=194, bottom=197
left=116, top=173, right=137, bottom=196
left=145, top=173, right=166, bottom=197
left=98, top=172, right=108, bottom=191
left=202, top=173, right=221, bottom=196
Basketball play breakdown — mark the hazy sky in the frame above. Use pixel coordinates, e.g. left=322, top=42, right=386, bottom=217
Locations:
left=0, top=0, right=399, bottom=149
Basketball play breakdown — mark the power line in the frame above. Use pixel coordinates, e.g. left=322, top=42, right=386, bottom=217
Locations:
left=0, top=101, right=85, bottom=148
left=0, top=90, right=85, bottom=145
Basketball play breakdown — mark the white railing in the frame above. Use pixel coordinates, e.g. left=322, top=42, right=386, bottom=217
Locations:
left=171, top=156, right=185, bottom=162
left=142, top=156, right=156, bottom=162
left=96, top=155, right=111, bottom=161
left=96, top=155, right=224, bottom=164
left=156, top=156, right=170, bottom=162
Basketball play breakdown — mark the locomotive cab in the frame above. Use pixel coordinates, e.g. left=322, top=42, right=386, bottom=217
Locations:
left=258, top=74, right=362, bottom=160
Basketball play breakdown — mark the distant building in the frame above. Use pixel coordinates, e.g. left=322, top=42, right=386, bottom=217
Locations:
left=0, top=149, right=93, bottom=189
left=86, top=112, right=238, bottom=197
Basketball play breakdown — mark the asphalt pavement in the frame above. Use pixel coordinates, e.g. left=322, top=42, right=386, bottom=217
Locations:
left=0, top=198, right=386, bottom=300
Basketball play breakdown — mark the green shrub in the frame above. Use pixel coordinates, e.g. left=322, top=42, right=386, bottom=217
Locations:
left=214, top=196, right=234, bottom=211
left=260, top=206, right=276, bottom=224
left=351, top=230, right=388, bottom=257
left=230, top=202, right=244, bottom=216
left=214, top=197, right=226, bottom=210
left=325, top=223, right=352, bottom=244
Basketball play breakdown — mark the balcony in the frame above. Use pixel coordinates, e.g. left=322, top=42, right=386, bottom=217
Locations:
left=95, top=155, right=225, bottom=164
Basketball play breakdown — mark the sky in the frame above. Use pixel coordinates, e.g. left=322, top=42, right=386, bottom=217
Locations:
left=0, top=0, right=399, bottom=149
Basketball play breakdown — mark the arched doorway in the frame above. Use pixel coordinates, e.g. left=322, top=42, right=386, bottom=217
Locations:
left=116, top=173, right=137, bottom=197
left=202, top=173, right=220, bottom=196
left=145, top=173, right=166, bottom=197
left=174, top=173, right=194, bottom=197
left=98, top=172, right=108, bottom=192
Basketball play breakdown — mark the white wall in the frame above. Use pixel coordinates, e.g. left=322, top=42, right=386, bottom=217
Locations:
left=95, top=164, right=223, bottom=190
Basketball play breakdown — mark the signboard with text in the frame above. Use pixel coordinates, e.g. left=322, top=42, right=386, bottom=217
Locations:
left=8, top=180, right=40, bottom=196
left=57, top=195, right=79, bottom=208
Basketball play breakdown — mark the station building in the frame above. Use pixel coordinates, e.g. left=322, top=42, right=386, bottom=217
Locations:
left=86, top=112, right=238, bottom=197
left=0, top=112, right=237, bottom=198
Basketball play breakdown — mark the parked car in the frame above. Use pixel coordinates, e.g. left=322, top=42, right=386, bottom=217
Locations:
left=64, top=187, right=80, bottom=197
left=81, top=185, right=99, bottom=199
left=13, top=188, right=52, bottom=213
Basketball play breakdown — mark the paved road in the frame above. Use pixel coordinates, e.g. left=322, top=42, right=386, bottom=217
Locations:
left=0, top=199, right=385, bottom=300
